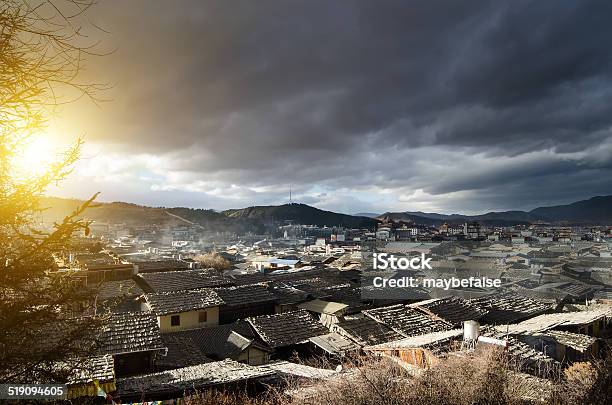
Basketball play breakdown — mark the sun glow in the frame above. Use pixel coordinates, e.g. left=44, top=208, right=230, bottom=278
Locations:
left=11, top=135, right=60, bottom=179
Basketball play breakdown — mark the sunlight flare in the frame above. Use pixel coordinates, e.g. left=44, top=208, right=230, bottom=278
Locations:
left=10, top=134, right=59, bottom=179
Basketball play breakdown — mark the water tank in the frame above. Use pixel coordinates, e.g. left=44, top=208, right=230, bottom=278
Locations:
left=463, top=320, right=480, bottom=341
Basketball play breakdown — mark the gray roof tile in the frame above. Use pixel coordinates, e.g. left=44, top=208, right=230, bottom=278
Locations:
left=247, top=310, right=329, bottom=349
left=139, top=269, right=234, bottom=293
left=144, top=289, right=224, bottom=316
left=98, top=312, right=165, bottom=355
left=363, top=304, right=452, bottom=337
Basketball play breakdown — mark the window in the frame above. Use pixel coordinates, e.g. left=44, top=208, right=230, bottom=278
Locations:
left=170, top=315, right=180, bottom=326
left=199, top=311, right=207, bottom=323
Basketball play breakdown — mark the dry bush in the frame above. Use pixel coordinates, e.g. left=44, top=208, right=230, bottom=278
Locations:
left=194, top=252, right=231, bottom=271
left=184, top=389, right=271, bottom=405
left=183, top=348, right=612, bottom=405
left=397, top=348, right=521, bottom=405
left=280, top=348, right=543, bottom=405
left=550, top=351, right=612, bottom=405
left=280, top=356, right=412, bottom=405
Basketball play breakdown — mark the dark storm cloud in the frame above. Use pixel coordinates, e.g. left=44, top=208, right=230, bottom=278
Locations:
left=66, top=0, right=612, bottom=212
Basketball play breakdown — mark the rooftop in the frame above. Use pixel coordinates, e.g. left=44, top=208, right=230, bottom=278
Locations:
left=247, top=309, right=329, bottom=349
left=214, top=283, right=277, bottom=306
left=161, top=321, right=265, bottom=361
left=139, top=269, right=234, bottom=293
left=298, top=299, right=349, bottom=315
left=480, top=327, right=559, bottom=369
left=260, top=361, right=338, bottom=379
left=98, top=312, right=166, bottom=355
left=131, top=259, right=191, bottom=273
left=144, top=289, right=224, bottom=316
left=157, top=333, right=213, bottom=370
left=365, top=329, right=463, bottom=350
left=531, top=330, right=597, bottom=352
left=333, top=315, right=404, bottom=346
left=116, top=360, right=276, bottom=398
left=308, top=332, right=360, bottom=356
left=470, top=293, right=555, bottom=324
left=363, top=304, right=452, bottom=337
left=67, top=354, right=115, bottom=386
left=412, top=297, right=488, bottom=326
left=498, top=305, right=612, bottom=334
left=94, top=280, right=144, bottom=301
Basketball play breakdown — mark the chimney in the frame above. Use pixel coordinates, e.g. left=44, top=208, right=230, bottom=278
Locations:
left=463, top=320, right=480, bottom=349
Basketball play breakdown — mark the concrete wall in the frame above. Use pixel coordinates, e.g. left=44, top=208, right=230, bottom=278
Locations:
left=158, top=307, right=219, bottom=333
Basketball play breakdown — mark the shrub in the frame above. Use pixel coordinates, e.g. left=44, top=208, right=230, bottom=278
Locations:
left=193, top=252, right=231, bottom=271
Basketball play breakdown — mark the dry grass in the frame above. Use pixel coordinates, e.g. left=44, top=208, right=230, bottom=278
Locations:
left=280, top=348, right=524, bottom=405
left=184, top=389, right=271, bottom=405
left=184, top=348, right=612, bottom=405
left=549, top=352, right=612, bottom=405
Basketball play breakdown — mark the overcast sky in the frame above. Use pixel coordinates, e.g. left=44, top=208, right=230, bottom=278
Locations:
left=46, top=0, right=612, bottom=215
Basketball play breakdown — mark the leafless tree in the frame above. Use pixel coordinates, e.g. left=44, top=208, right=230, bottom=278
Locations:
left=0, top=0, right=110, bottom=383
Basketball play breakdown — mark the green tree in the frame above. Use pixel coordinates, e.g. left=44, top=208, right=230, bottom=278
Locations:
left=1, top=0, right=107, bottom=383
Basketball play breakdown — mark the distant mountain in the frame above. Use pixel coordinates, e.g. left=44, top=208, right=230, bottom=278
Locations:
left=39, top=198, right=378, bottom=232
left=39, top=197, right=226, bottom=225
left=354, top=212, right=380, bottom=218
left=404, top=211, right=454, bottom=220
left=223, top=203, right=377, bottom=228
left=39, top=194, right=612, bottom=233
left=529, top=195, right=612, bottom=223
left=379, top=195, right=612, bottom=225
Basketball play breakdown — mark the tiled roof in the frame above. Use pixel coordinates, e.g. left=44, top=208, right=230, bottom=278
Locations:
left=67, top=355, right=115, bottom=385
left=283, top=277, right=346, bottom=297
left=365, top=329, right=463, bottom=350
left=298, top=299, right=348, bottom=315
left=116, top=360, right=276, bottom=398
left=94, top=280, right=144, bottom=301
left=499, top=305, right=612, bottom=334
left=231, top=272, right=270, bottom=285
left=269, top=284, right=311, bottom=305
left=480, top=327, right=559, bottom=370
left=98, top=312, right=165, bottom=355
left=549, top=282, right=596, bottom=297
left=139, top=269, right=234, bottom=293
left=214, top=283, right=277, bottom=306
left=413, top=297, right=488, bottom=326
left=158, top=333, right=213, bottom=370
left=308, top=333, right=360, bottom=356
left=162, top=321, right=262, bottom=361
left=361, top=284, right=431, bottom=301
left=333, top=316, right=404, bottom=346
left=317, top=285, right=365, bottom=310
left=131, top=259, right=191, bottom=273
left=532, top=330, right=597, bottom=352
left=76, top=253, right=117, bottom=266
left=594, top=288, right=612, bottom=300
left=144, top=289, right=224, bottom=316
left=260, top=361, right=338, bottom=379
left=470, top=293, right=555, bottom=324
left=247, top=310, right=329, bottom=349
left=363, top=304, right=452, bottom=337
